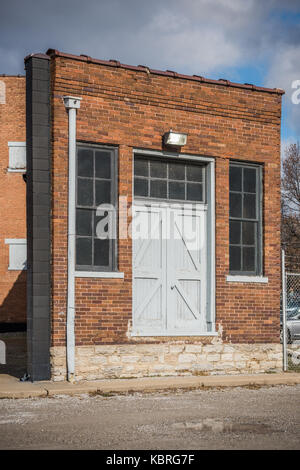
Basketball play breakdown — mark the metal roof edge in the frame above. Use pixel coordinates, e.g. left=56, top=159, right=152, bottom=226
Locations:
left=45, top=48, right=285, bottom=96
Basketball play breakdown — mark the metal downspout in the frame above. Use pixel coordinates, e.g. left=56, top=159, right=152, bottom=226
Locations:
left=63, top=96, right=82, bottom=382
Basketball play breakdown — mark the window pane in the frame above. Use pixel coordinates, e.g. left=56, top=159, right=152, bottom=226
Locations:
left=229, top=246, right=241, bottom=271
left=94, top=211, right=116, bottom=239
left=77, top=148, right=93, bottom=177
left=229, top=221, right=241, bottom=244
left=243, top=168, right=256, bottom=193
left=95, top=151, right=111, bottom=179
left=150, top=180, right=167, bottom=198
left=77, top=178, right=93, bottom=206
left=243, top=246, right=255, bottom=272
left=187, top=183, right=203, bottom=201
left=242, top=221, right=255, bottom=245
left=134, top=178, right=148, bottom=197
left=229, top=192, right=242, bottom=218
left=150, top=160, right=167, bottom=178
left=94, top=239, right=110, bottom=267
left=187, top=165, right=203, bottom=182
left=135, top=159, right=148, bottom=177
left=76, top=238, right=92, bottom=266
left=230, top=166, right=242, bottom=191
left=243, top=193, right=256, bottom=219
left=169, top=163, right=185, bottom=180
left=95, top=180, right=111, bottom=205
left=76, top=209, right=92, bottom=236
left=169, top=182, right=185, bottom=200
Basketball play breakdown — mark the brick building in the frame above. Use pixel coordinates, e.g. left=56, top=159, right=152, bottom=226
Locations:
left=24, top=50, right=284, bottom=381
left=0, top=75, right=27, bottom=330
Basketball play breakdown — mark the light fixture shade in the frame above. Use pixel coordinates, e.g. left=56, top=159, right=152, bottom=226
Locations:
left=164, top=130, right=187, bottom=146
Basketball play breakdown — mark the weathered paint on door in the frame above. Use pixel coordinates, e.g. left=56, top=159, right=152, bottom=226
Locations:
left=132, top=201, right=207, bottom=336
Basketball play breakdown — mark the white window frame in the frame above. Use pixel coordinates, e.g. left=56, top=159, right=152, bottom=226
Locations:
left=131, top=148, right=216, bottom=337
left=7, top=142, right=26, bottom=172
left=5, top=239, right=27, bottom=270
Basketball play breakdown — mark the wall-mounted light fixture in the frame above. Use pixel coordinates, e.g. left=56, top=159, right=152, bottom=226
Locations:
left=163, top=130, right=187, bottom=147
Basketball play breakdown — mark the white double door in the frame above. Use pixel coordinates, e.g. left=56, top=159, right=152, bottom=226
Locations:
left=133, top=201, right=207, bottom=336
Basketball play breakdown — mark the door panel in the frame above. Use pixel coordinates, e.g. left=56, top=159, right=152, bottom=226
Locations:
left=133, top=202, right=206, bottom=335
left=167, top=207, right=206, bottom=333
left=133, top=205, right=166, bottom=333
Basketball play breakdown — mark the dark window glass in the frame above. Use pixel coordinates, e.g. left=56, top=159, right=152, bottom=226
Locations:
left=242, top=221, right=255, bottom=246
left=150, top=180, right=167, bottom=198
left=95, top=180, right=111, bottom=205
left=150, top=161, right=167, bottom=178
left=187, top=165, right=203, bottom=182
left=169, top=182, right=185, bottom=200
left=95, top=151, right=111, bottom=179
left=229, top=165, right=242, bottom=191
left=94, top=239, right=110, bottom=266
left=229, top=221, right=241, bottom=245
left=187, top=183, right=203, bottom=201
left=134, top=158, right=205, bottom=202
left=243, top=247, right=255, bottom=271
left=169, top=163, right=185, bottom=180
left=243, top=168, right=256, bottom=193
left=76, top=209, right=93, bottom=236
left=77, top=148, right=93, bottom=177
left=77, top=178, right=93, bottom=206
left=229, top=192, right=242, bottom=218
left=134, top=178, right=148, bottom=197
left=229, top=163, right=261, bottom=275
left=243, top=193, right=256, bottom=219
left=76, top=238, right=92, bottom=266
left=76, top=146, right=117, bottom=271
left=134, top=159, right=148, bottom=177
left=229, top=246, right=241, bottom=271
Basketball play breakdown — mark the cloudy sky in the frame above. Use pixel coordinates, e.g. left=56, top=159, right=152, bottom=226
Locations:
left=1, top=0, right=299, bottom=150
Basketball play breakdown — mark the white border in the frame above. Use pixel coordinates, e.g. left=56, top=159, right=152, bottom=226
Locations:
left=75, top=271, right=124, bottom=278
left=131, top=148, right=216, bottom=337
left=8, top=142, right=26, bottom=147
left=226, top=275, right=268, bottom=283
left=5, top=239, right=27, bottom=245
left=7, top=168, right=26, bottom=173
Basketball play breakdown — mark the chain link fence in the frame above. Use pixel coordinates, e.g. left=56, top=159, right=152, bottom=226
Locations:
left=282, top=252, right=300, bottom=372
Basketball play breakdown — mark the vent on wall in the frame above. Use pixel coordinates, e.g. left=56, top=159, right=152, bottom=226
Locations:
left=8, top=142, right=26, bottom=172
left=5, top=239, right=27, bottom=270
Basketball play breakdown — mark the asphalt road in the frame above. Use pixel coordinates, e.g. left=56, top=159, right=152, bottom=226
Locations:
left=0, top=384, right=299, bottom=450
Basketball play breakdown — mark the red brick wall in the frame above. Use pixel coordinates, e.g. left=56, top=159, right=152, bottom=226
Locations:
left=50, top=54, right=282, bottom=346
left=0, top=76, right=26, bottom=324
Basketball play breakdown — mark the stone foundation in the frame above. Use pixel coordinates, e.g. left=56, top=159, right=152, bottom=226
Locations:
left=50, top=342, right=283, bottom=382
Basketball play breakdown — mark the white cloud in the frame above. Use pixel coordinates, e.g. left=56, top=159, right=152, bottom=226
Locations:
left=265, top=44, right=300, bottom=136
left=0, top=0, right=299, bottom=135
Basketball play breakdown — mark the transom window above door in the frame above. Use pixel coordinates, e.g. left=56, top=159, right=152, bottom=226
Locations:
left=134, top=157, right=205, bottom=202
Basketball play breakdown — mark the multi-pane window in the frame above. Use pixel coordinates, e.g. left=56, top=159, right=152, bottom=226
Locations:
left=229, top=162, right=262, bottom=275
left=134, top=157, right=205, bottom=202
left=76, top=145, right=118, bottom=271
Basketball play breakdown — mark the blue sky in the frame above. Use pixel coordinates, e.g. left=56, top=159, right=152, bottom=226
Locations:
left=0, top=0, right=299, bottom=153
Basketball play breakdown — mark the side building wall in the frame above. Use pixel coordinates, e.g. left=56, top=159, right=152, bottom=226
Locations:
left=0, top=76, right=27, bottom=328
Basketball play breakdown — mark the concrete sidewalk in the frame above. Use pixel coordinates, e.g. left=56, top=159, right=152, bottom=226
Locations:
left=1, top=372, right=300, bottom=399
